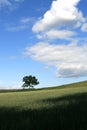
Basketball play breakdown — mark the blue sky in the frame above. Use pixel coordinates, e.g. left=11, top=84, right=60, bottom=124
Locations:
left=0, top=0, right=87, bottom=89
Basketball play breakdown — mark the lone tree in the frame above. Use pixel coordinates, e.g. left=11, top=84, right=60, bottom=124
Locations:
left=22, top=75, right=39, bottom=89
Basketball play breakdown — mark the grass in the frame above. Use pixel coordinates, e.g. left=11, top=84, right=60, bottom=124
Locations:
left=0, top=81, right=87, bottom=129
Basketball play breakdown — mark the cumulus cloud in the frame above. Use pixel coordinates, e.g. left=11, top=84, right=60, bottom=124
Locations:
left=32, top=0, right=85, bottom=33
left=81, top=23, right=87, bottom=32
left=24, top=42, right=87, bottom=78
left=26, top=0, right=87, bottom=78
left=37, top=29, right=76, bottom=40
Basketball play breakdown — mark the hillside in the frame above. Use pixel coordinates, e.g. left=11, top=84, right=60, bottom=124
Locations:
left=0, top=80, right=87, bottom=93
left=0, top=81, right=87, bottom=130
left=39, top=80, right=87, bottom=90
left=56, top=80, right=87, bottom=89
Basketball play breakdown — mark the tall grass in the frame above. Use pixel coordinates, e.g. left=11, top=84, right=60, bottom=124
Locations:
left=0, top=83, right=87, bottom=129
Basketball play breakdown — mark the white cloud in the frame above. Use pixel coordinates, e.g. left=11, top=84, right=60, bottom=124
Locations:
left=6, top=24, right=28, bottom=31
left=0, top=0, right=11, bottom=7
left=5, top=17, right=32, bottom=32
left=24, top=42, right=87, bottom=78
left=20, top=17, right=32, bottom=24
left=0, top=0, right=24, bottom=9
left=32, top=0, right=85, bottom=33
left=27, top=0, right=87, bottom=78
left=81, top=23, right=87, bottom=32
left=0, top=84, right=21, bottom=90
left=14, top=0, right=24, bottom=2
left=37, top=29, right=76, bottom=40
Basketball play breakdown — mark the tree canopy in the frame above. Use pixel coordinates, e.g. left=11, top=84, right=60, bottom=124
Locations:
left=22, top=75, right=39, bottom=89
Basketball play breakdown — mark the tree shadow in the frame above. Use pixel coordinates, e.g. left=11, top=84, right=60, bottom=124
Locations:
left=0, top=92, right=87, bottom=130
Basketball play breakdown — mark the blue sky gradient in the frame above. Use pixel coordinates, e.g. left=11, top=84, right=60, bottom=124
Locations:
left=0, top=0, right=87, bottom=89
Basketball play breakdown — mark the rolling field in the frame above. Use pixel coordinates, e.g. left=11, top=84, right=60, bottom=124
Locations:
left=0, top=81, right=87, bottom=130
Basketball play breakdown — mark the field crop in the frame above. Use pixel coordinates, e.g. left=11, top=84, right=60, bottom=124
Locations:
left=0, top=82, right=87, bottom=130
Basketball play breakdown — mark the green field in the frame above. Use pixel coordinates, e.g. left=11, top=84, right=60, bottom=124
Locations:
left=0, top=81, right=87, bottom=130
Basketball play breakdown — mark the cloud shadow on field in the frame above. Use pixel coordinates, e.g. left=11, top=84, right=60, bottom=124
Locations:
left=0, top=92, right=87, bottom=130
